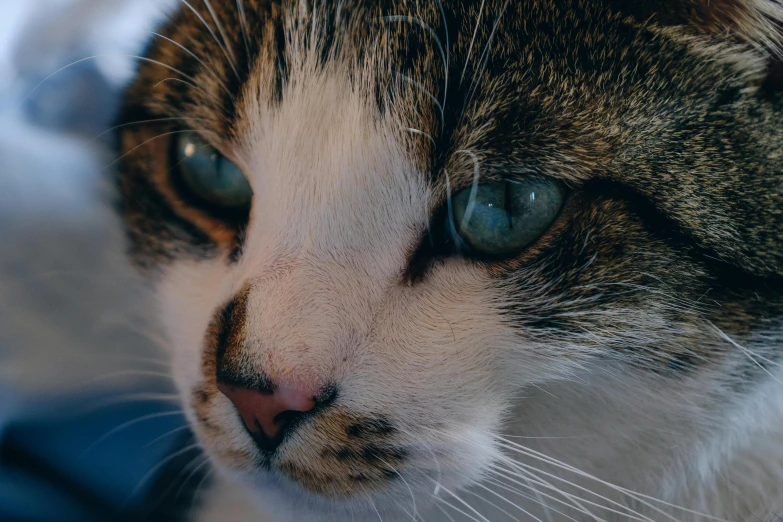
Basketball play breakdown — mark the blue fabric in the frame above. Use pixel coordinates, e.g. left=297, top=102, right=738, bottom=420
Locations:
left=0, top=388, right=207, bottom=522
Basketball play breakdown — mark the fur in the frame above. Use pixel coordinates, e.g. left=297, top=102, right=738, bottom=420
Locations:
left=114, top=0, right=783, bottom=520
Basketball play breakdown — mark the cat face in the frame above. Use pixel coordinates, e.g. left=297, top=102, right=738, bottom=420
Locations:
left=115, top=0, right=783, bottom=519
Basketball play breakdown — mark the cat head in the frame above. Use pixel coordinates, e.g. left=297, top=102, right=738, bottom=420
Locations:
left=115, top=0, right=783, bottom=519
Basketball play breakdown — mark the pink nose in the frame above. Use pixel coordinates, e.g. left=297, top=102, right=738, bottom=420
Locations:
left=217, top=381, right=317, bottom=442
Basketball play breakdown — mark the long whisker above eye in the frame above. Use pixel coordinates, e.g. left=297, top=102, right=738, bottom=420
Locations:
left=398, top=73, right=444, bottom=133
left=460, top=0, right=511, bottom=128
left=434, top=0, right=450, bottom=108
left=151, top=32, right=233, bottom=98
left=380, top=15, right=448, bottom=96
left=106, top=128, right=215, bottom=169
left=22, top=54, right=225, bottom=113
left=453, top=149, right=482, bottom=226
left=405, top=127, right=436, bottom=147
left=94, top=116, right=211, bottom=140
left=461, top=0, right=487, bottom=85
left=235, top=0, right=253, bottom=71
left=180, top=0, right=240, bottom=80
left=202, top=0, right=240, bottom=77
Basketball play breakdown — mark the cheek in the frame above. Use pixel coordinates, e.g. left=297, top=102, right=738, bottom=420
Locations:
left=156, top=259, right=237, bottom=392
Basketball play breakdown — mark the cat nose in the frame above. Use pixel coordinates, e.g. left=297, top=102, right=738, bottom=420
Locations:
left=217, top=380, right=321, bottom=451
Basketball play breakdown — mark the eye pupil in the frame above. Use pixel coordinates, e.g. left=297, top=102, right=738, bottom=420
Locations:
left=177, top=132, right=253, bottom=208
left=451, top=178, right=563, bottom=257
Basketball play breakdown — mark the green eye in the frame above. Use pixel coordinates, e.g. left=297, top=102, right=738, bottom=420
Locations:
left=177, top=132, right=253, bottom=208
left=451, top=178, right=564, bottom=256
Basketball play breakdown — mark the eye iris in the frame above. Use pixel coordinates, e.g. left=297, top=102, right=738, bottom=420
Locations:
left=452, top=179, right=563, bottom=256
left=177, top=132, right=253, bottom=208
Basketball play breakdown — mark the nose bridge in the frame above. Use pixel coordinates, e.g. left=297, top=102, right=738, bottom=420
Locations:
left=249, top=250, right=386, bottom=341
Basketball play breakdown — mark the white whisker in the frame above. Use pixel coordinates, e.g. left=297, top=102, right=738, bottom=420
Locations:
left=94, top=116, right=210, bottom=140
left=432, top=481, right=492, bottom=522
left=235, top=0, right=253, bottom=70
left=125, top=442, right=202, bottom=503
left=202, top=0, right=240, bottom=76
left=180, top=0, right=240, bottom=80
left=144, top=424, right=193, bottom=448
left=79, top=410, right=184, bottom=458
left=151, top=32, right=233, bottom=97
left=461, top=0, right=486, bottom=84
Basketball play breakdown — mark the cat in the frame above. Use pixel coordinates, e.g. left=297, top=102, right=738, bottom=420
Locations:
left=113, top=0, right=783, bottom=520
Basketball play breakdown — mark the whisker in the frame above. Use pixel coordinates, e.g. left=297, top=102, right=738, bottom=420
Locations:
left=125, top=442, right=202, bottom=503
left=432, top=499, right=459, bottom=522
left=380, top=15, right=447, bottom=90
left=94, top=116, right=210, bottom=140
left=188, top=467, right=215, bottom=520
left=461, top=0, right=487, bottom=85
left=395, top=425, right=443, bottom=495
left=235, top=0, right=253, bottom=71
left=432, top=483, right=491, bottom=522
left=180, top=0, right=240, bottom=80
left=106, top=129, right=215, bottom=168
left=80, top=411, right=185, bottom=458
left=375, top=457, right=418, bottom=520
left=365, top=494, right=385, bottom=522
left=487, top=432, right=727, bottom=521
left=75, top=393, right=181, bottom=415
left=488, top=465, right=605, bottom=521
left=434, top=0, right=450, bottom=108
left=398, top=73, right=444, bottom=132
left=461, top=0, right=511, bottom=127
left=175, top=455, right=212, bottom=500
left=462, top=485, right=525, bottom=522
left=454, top=149, right=482, bottom=225
left=151, top=32, right=233, bottom=97
left=406, top=127, right=436, bottom=146
left=492, top=461, right=653, bottom=522
left=432, top=494, right=485, bottom=522
left=712, top=322, right=783, bottom=386
left=202, top=0, right=241, bottom=77
left=482, top=475, right=578, bottom=522
left=85, top=369, right=173, bottom=384
left=144, top=424, right=194, bottom=448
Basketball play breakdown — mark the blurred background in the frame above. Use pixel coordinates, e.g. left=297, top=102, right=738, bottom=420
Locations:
left=0, top=1, right=211, bottom=520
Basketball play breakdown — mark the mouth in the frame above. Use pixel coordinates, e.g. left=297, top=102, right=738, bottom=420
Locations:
left=193, top=385, right=412, bottom=497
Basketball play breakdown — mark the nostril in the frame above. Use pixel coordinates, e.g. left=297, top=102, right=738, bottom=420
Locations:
left=273, top=409, right=305, bottom=428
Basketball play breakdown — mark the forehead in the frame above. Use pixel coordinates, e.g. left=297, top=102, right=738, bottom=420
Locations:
left=121, top=0, right=710, bottom=187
